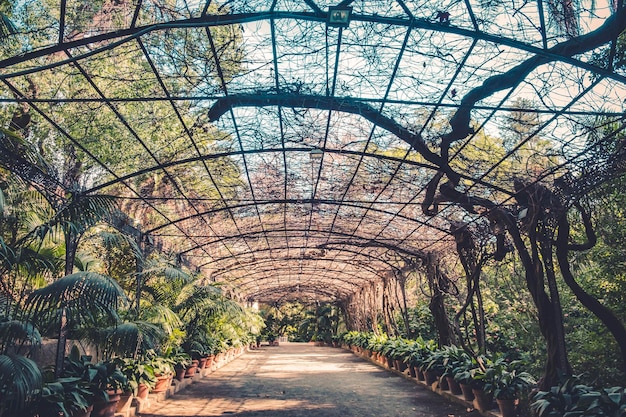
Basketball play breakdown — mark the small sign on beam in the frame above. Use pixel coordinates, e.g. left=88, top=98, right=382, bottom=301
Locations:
left=327, top=6, right=352, bottom=27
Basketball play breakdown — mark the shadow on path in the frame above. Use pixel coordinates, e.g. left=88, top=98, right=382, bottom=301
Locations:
left=140, top=343, right=480, bottom=417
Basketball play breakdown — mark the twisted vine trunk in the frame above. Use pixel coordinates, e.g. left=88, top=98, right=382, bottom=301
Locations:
left=556, top=210, right=626, bottom=371
left=425, top=253, right=454, bottom=346
left=495, top=207, right=571, bottom=389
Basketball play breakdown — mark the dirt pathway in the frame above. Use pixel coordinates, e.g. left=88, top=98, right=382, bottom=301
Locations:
left=139, top=343, right=480, bottom=417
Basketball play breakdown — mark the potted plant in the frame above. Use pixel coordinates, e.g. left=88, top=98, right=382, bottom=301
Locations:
left=116, top=356, right=156, bottom=401
left=405, top=337, right=436, bottom=381
left=453, top=364, right=476, bottom=401
left=168, top=351, right=192, bottom=381
left=88, top=360, right=129, bottom=417
left=492, top=367, right=536, bottom=417
left=442, top=345, right=471, bottom=395
left=423, top=348, right=447, bottom=386
left=185, top=340, right=211, bottom=371
left=145, top=351, right=174, bottom=393
left=470, top=356, right=510, bottom=412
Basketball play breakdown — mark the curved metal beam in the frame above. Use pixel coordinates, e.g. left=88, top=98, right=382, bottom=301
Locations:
left=175, top=227, right=434, bottom=259
left=1, top=11, right=624, bottom=86
left=247, top=283, right=347, bottom=301
left=198, top=246, right=386, bottom=276
left=193, top=246, right=395, bottom=269
left=208, top=94, right=445, bottom=169
left=88, top=147, right=439, bottom=193
left=146, top=200, right=450, bottom=236
left=228, top=268, right=364, bottom=293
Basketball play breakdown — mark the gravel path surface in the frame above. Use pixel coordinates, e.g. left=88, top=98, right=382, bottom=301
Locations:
left=140, top=343, right=480, bottom=417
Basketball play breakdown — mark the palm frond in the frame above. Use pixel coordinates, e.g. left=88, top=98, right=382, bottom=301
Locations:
left=103, top=321, right=166, bottom=358
left=98, top=230, right=143, bottom=262
left=0, top=320, right=41, bottom=355
left=139, top=304, right=182, bottom=337
left=0, top=236, right=13, bottom=271
left=0, top=354, right=42, bottom=416
left=140, top=264, right=191, bottom=282
left=27, top=193, right=117, bottom=244
left=25, top=272, right=128, bottom=336
left=56, top=193, right=117, bottom=234
left=174, top=284, right=225, bottom=318
left=0, top=12, right=17, bottom=39
left=141, top=279, right=172, bottom=304
left=14, top=246, right=61, bottom=277
left=73, top=251, right=98, bottom=272
left=163, top=266, right=192, bottom=282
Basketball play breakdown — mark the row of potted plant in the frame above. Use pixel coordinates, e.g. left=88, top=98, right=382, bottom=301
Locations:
left=341, top=330, right=626, bottom=417
left=30, top=334, right=252, bottom=417
left=340, top=331, right=535, bottom=416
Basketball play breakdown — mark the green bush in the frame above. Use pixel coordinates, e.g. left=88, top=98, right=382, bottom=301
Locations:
left=532, top=376, right=626, bottom=417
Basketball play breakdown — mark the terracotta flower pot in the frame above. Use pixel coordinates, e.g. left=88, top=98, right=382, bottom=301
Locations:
left=198, top=357, right=208, bottom=369
left=92, top=390, right=121, bottom=417
left=472, top=388, right=494, bottom=411
left=385, top=356, right=394, bottom=368
left=184, top=364, right=198, bottom=377
left=185, top=360, right=199, bottom=378
left=136, top=383, right=150, bottom=400
left=408, top=365, right=417, bottom=378
left=175, top=366, right=186, bottom=381
left=459, top=383, right=475, bottom=401
left=394, top=359, right=407, bottom=372
left=446, top=376, right=462, bottom=395
left=152, top=375, right=171, bottom=393
left=423, top=370, right=439, bottom=386
left=439, top=375, right=449, bottom=390
left=496, top=398, right=517, bottom=417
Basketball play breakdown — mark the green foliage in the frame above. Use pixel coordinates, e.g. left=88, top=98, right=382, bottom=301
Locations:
left=563, top=174, right=626, bottom=386
left=0, top=319, right=41, bottom=356
left=61, top=346, right=129, bottom=396
left=405, top=337, right=437, bottom=369
left=380, top=338, right=411, bottom=360
left=260, top=302, right=340, bottom=343
left=400, top=304, right=438, bottom=341
left=38, top=376, right=91, bottom=417
left=470, top=356, right=536, bottom=399
left=98, top=320, right=165, bottom=359
left=442, top=345, right=472, bottom=378
left=0, top=354, right=42, bottom=417
left=115, top=357, right=156, bottom=393
left=25, top=271, right=128, bottom=337
left=144, top=350, right=175, bottom=377
left=532, top=376, right=626, bottom=417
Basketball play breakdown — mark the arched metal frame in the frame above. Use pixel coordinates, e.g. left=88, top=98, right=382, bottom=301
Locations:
left=0, top=0, right=624, bottom=303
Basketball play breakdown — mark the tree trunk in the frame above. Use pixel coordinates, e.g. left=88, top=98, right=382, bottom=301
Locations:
left=425, top=253, right=454, bottom=346
left=556, top=212, right=626, bottom=371
left=55, top=227, right=79, bottom=377
left=496, top=208, right=571, bottom=389
left=538, top=226, right=569, bottom=375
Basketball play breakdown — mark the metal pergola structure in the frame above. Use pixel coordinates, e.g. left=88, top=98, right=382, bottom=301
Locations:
left=0, top=0, right=624, bottom=304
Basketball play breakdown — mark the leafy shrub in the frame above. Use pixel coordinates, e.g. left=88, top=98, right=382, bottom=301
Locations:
left=531, top=376, right=626, bottom=417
